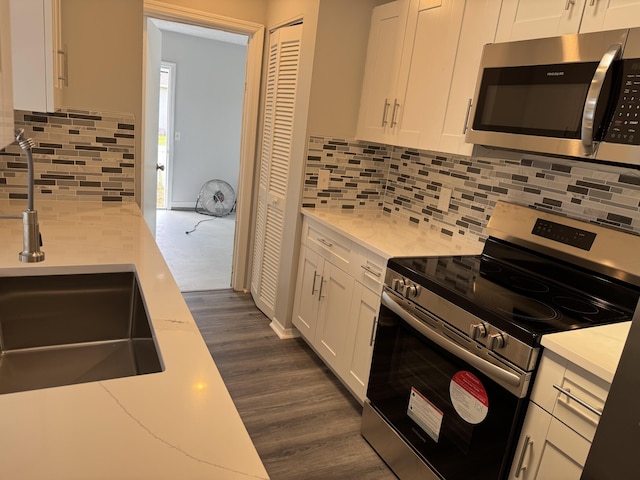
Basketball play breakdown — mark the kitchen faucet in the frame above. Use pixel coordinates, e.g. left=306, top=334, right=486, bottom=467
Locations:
left=0, top=129, right=45, bottom=262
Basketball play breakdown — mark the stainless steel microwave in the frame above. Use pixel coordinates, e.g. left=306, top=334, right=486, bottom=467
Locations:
left=466, top=28, right=640, bottom=167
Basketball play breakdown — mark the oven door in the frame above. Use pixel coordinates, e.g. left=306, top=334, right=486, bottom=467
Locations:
left=365, top=290, right=528, bottom=480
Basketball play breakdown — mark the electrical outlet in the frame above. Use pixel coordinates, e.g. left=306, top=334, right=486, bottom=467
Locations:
left=437, top=187, right=452, bottom=212
left=318, top=169, right=330, bottom=190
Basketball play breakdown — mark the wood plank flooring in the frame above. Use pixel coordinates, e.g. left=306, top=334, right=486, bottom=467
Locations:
left=183, top=289, right=397, bottom=480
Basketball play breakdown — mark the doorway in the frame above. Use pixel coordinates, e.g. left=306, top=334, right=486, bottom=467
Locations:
left=151, top=22, right=246, bottom=291
left=143, top=4, right=264, bottom=292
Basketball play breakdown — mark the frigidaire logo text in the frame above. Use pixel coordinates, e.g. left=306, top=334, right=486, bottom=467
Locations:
left=547, top=71, right=565, bottom=76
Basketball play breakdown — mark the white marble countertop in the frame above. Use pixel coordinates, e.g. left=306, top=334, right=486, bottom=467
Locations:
left=300, top=208, right=484, bottom=258
left=0, top=200, right=268, bottom=480
left=541, top=322, right=632, bottom=384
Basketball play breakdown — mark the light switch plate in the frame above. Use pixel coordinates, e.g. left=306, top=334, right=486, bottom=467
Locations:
left=318, top=169, right=330, bottom=189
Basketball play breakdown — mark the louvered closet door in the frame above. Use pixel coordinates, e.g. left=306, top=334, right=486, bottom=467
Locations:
left=251, top=23, right=302, bottom=320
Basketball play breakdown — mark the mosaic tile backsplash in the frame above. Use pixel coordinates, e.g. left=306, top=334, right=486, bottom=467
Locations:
left=303, top=135, right=640, bottom=244
left=0, top=109, right=135, bottom=202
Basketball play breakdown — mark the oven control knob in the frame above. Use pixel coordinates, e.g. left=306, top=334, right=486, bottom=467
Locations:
left=392, top=278, right=405, bottom=293
left=488, top=332, right=506, bottom=350
left=405, top=284, right=419, bottom=298
left=469, top=322, right=488, bottom=340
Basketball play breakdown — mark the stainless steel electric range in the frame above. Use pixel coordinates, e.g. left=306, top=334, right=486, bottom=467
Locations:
left=362, top=201, right=640, bottom=480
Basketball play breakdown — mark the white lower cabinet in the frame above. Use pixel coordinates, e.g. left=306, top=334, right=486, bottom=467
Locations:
left=314, top=261, right=355, bottom=372
left=509, top=350, right=610, bottom=480
left=343, top=283, right=380, bottom=401
left=511, top=402, right=590, bottom=480
left=292, top=217, right=384, bottom=403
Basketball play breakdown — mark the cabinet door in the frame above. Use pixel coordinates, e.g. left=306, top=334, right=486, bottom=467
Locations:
left=509, top=403, right=552, bottom=480
left=534, top=418, right=591, bottom=479
left=579, top=0, right=640, bottom=33
left=292, top=247, right=321, bottom=341
left=495, top=0, right=586, bottom=42
left=0, top=0, right=14, bottom=149
left=315, top=262, right=355, bottom=371
left=9, top=0, right=63, bottom=112
left=343, top=283, right=380, bottom=402
left=356, top=1, right=407, bottom=143
left=439, top=0, right=502, bottom=155
left=393, top=0, right=466, bottom=151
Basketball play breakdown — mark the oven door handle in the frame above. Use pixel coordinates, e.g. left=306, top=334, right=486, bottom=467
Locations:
left=382, top=292, right=522, bottom=388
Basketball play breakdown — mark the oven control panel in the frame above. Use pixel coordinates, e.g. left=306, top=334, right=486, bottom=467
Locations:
left=384, top=269, right=539, bottom=373
left=532, top=218, right=596, bottom=250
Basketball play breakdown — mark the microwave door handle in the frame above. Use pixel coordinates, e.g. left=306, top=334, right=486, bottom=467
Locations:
left=582, top=42, right=623, bottom=154
left=381, top=291, right=522, bottom=388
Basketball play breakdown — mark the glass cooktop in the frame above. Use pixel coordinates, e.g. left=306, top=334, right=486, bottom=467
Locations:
left=388, top=238, right=640, bottom=345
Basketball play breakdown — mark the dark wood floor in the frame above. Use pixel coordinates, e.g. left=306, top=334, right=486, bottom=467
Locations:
left=184, top=289, right=397, bottom=480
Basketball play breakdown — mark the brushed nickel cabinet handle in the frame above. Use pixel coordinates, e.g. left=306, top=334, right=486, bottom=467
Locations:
left=553, top=384, right=603, bottom=416
left=463, top=98, right=473, bottom=134
left=311, top=271, right=319, bottom=295
left=514, top=435, right=533, bottom=478
left=565, top=0, right=575, bottom=10
left=381, top=98, right=390, bottom=127
left=369, top=316, right=378, bottom=346
left=57, top=48, right=68, bottom=86
left=390, top=99, right=400, bottom=128
left=318, top=277, right=327, bottom=299
left=361, top=264, right=382, bottom=277
left=318, top=238, right=333, bottom=248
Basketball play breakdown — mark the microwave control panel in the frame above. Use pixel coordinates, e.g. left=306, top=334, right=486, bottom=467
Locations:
left=606, top=59, right=640, bottom=145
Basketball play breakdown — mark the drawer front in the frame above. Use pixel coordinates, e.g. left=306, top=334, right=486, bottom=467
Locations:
left=303, top=219, right=352, bottom=272
left=352, top=244, right=386, bottom=294
left=552, top=362, right=609, bottom=443
left=531, top=350, right=610, bottom=443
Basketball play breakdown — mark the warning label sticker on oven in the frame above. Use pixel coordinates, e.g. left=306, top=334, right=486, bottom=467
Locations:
left=407, top=387, right=443, bottom=443
left=450, top=371, right=489, bottom=425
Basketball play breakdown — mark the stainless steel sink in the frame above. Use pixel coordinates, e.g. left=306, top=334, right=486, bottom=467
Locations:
left=0, top=271, right=163, bottom=395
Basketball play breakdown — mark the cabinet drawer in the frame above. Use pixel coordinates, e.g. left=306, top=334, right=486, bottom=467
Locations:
left=303, top=219, right=352, bottom=272
left=552, top=362, right=608, bottom=443
left=352, top=244, right=386, bottom=294
left=531, top=350, right=609, bottom=442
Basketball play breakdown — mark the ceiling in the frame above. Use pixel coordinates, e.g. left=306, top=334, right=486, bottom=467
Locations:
left=151, top=19, right=249, bottom=46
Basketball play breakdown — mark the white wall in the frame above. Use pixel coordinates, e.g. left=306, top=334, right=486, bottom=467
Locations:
left=161, top=31, right=247, bottom=208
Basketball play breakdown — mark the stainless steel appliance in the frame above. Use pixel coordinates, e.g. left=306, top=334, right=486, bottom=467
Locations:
left=466, top=28, right=640, bottom=167
left=362, top=201, right=640, bottom=480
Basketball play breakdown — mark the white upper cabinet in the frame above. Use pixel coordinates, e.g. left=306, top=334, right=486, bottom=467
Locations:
left=356, top=1, right=408, bottom=143
left=357, top=0, right=503, bottom=155
left=0, top=0, right=14, bottom=149
left=439, top=0, right=502, bottom=155
left=580, top=0, right=640, bottom=33
left=9, top=0, right=64, bottom=112
left=496, top=0, right=640, bottom=42
left=393, top=0, right=466, bottom=151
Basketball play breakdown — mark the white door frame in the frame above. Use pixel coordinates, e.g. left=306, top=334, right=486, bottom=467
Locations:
left=158, top=61, right=176, bottom=209
left=142, top=0, right=265, bottom=292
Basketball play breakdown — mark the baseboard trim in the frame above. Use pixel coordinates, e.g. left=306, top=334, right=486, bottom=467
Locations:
left=270, top=320, right=300, bottom=339
left=169, top=202, right=196, bottom=210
